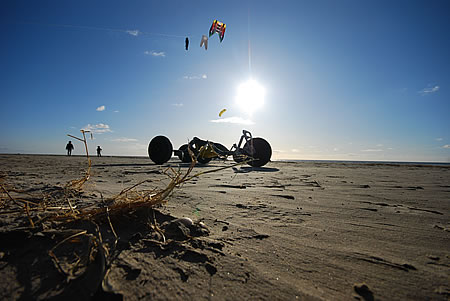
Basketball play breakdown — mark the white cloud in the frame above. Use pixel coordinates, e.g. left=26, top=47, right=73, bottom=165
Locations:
left=96, top=105, right=105, bottom=112
left=172, top=103, right=183, bottom=107
left=114, top=110, right=119, bottom=113
left=420, top=85, right=439, bottom=95
left=376, top=144, right=383, bottom=147
left=126, top=30, right=140, bottom=36
left=183, top=74, right=207, bottom=80
left=436, top=138, right=443, bottom=141
left=291, top=149, right=300, bottom=153
left=443, top=145, right=450, bottom=149
left=210, top=116, right=254, bottom=125
left=333, top=147, right=339, bottom=151
left=361, top=149, right=383, bottom=152
left=82, top=123, right=112, bottom=134
left=145, top=50, right=165, bottom=57
left=111, top=137, right=138, bottom=142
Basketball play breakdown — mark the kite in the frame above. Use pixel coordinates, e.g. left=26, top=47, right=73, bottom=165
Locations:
left=209, top=20, right=226, bottom=42
left=219, top=109, right=226, bottom=117
left=200, top=35, right=208, bottom=50
left=185, top=37, right=189, bottom=50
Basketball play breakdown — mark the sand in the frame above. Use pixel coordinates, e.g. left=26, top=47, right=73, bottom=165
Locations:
left=0, top=154, right=449, bottom=300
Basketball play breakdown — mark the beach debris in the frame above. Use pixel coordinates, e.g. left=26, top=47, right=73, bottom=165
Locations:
left=176, top=217, right=194, bottom=227
left=162, top=219, right=192, bottom=240
left=353, top=283, right=374, bottom=301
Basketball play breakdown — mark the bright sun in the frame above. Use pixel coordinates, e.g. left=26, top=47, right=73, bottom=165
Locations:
left=235, top=79, right=265, bottom=115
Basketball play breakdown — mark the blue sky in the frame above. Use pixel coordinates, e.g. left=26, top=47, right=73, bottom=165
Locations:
left=1, top=0, right=449, bottom=162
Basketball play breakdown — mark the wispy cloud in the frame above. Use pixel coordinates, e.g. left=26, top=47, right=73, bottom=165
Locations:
left=82, top=123, right=112, bottom=134
left=126, top=30, right=140, bottom=36
left=145, top=50, right=165, bottom=57
left=183, top=74, right=207, bottom=80
left=111, top=137, right=138, bottom=142
left=210, top=116, right=254, bottom=125
left=419, top=85, right=439, bottom=95
left=291, top=149, right=300, bottom=153
left=443, top=145, right=450, bottom=149
left=436, top=138, right=443, bottom=141
left=114, top=110, right=119, bottom=113
left=96, top=105, right=105, bottom=112
left=361, top=149, right=383, bottom=152
left=172, top=103, right=183, bottom=107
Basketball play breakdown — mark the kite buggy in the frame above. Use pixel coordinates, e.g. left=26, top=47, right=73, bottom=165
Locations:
left=148, top=130, right=272, bottom=167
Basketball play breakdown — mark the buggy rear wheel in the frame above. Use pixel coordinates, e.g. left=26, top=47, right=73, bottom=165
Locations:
left=244, top=137, right=272, bottom=167
left=148, top=136, right=173, bottom=165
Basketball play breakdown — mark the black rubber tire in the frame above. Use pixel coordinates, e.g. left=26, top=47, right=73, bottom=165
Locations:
left=148, top=136, right=173, bottom=165
left=233, top=153, right=246, bottom=163
left=244, top=137, right=272, bottom=167
left=197, top=156, right=212, bottom=164
left=178, top=144, right=192, bottom=163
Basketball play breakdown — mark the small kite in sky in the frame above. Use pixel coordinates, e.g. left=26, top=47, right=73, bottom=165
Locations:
left=219, top=109, right=227, bottom=117
left=209, top=20, right=226, bottom=42
left=200, top=35, right=208, bottom=50
left=185, top=37, right=189, bottom=50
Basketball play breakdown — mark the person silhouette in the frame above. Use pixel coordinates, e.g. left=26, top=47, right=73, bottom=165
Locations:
left=66, top=141, right=74, bottom=156
left=96, top=146, right=102, bottom=157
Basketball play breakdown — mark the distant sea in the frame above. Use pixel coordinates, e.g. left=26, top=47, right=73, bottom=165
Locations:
left=275, top=159, right=450, bottom=167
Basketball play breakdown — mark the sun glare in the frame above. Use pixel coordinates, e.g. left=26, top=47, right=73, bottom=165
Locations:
left=235, top=79, right=265, bottom=115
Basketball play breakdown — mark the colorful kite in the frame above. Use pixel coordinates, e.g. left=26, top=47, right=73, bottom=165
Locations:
left=185, top=37, right=189, bottom=50
left=200, top=35, right=208, bottom=50
left=219, top=109, right=226, bottom=117
left=209, top=20, right=226, bottom=42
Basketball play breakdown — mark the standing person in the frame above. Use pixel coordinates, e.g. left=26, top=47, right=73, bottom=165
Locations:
left=66, top=141, right=74, bottom=156
left=96, top=146, right=102, bottom=157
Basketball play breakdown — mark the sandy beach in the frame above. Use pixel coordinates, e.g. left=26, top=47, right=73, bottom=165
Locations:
left=0, top=154, right=449, bottom=300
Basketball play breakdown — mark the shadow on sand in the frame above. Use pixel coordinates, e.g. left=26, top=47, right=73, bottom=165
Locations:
left=233, top=166, right=279, bottom=173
